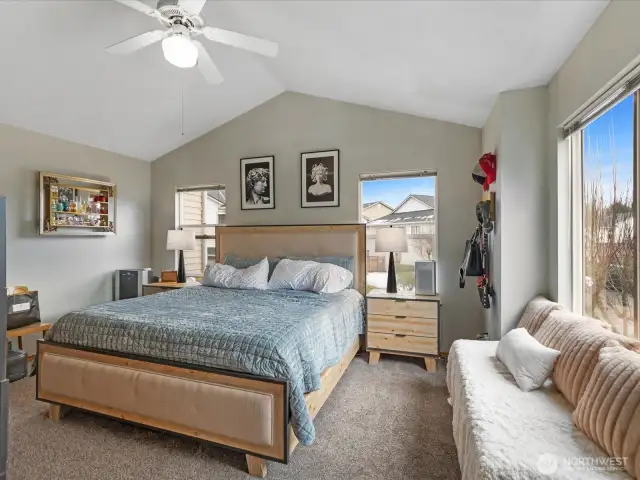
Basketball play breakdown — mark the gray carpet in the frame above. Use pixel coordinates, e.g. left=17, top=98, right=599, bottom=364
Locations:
left=7, top=354, right=460, bottom=480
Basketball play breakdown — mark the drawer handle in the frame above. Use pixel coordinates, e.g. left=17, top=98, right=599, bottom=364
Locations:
left=395, top=315, right=406, bottom=319
left=395, top=334, right=407, bottom=338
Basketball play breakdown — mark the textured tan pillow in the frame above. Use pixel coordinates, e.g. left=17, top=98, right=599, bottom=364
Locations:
left=533, top=310, right=603, bottom=350
left=533, top=310, right=640, bottom=406
left=573, top=343, right=640, bottom=478
left=517, top=296, right=563, bottom=336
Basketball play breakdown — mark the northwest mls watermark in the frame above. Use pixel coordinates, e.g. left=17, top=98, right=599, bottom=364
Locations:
left=536, top=453, right=627, bottom=475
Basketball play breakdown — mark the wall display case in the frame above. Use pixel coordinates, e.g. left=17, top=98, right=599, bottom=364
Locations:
left=39, top=173, right=117, bottom=236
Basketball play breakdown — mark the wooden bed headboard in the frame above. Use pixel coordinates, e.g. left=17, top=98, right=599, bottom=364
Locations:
left=215, top=224, right=366, bottom=295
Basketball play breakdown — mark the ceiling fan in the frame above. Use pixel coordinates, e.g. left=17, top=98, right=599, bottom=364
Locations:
left=107, top=0, right=278, bottom=85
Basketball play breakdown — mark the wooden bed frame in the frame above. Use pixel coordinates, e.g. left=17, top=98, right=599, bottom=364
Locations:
left=36, top=224, right=366, bottom=478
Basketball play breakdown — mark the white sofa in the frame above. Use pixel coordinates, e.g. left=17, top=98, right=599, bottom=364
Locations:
left=446, top=339, right=630, bottom=480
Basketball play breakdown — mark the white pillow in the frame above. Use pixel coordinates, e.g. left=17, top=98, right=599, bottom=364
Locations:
left=268, top=259, right=353, bottom=294
left=496, top=327, right=560, bottom=392
left=202, top=257, right=269, bottom=290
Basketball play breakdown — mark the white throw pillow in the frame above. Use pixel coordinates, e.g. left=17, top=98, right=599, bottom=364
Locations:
left=496, top=327, right=560, bottom=392
left=268, top=259, right=353, bottom=294
left=202, top=257, right=269, bottom=290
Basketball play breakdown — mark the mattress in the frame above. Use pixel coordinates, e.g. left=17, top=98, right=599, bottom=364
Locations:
left=47, top=286, right=365, bottom=446
left=447, top=340, right=630, bottom=480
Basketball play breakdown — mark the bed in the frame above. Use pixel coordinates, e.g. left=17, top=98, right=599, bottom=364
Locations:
left=36, top=224, right=366, bottom=478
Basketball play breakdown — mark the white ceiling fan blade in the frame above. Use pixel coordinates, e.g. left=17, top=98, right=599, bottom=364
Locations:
left=180, top=0, right=207, bottom=15
left=113, top=0, right=158, bottom=16
left=203, top=26, right=278, bottom=58
left=194, top=41, right=224, bottom=85
left=106, top=30, right=166, bottom=54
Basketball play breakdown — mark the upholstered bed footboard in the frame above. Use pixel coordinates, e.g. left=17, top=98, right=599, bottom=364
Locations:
left=36, top=341, right=290, bottom=463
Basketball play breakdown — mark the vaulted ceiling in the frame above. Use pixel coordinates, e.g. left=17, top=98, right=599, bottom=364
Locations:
left=0, top=0, right=608, bottom=161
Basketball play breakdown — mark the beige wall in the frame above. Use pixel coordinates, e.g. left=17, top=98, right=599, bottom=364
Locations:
left=152, top=92, right=483, bottom=350
left=548, top=0, right=640, bottom=305
left=0, top=123, right=151, bottom=334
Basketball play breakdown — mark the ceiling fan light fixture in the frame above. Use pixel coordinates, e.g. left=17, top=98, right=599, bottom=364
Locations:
left=162, top=33, right=198, bottom=69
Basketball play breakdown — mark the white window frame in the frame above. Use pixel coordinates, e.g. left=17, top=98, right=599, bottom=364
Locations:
left=570, top=131, right=584, bottom=314
left=358, top=170, right=439, bottom=292
left=568, top=92, right=640, bottom=339
left=175, top=184, right=225, bottom=276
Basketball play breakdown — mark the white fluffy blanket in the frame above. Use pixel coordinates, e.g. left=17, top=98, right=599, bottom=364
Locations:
left=446, top=340, right=630, bottom=480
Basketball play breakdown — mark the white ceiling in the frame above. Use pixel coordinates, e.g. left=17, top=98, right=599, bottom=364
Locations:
left=0, top=0, right=608, bottom=161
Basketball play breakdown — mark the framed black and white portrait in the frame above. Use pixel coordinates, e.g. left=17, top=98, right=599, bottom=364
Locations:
left=241, top=156, right=275, bottom=210
left=301, top=150, right=339, bottom=208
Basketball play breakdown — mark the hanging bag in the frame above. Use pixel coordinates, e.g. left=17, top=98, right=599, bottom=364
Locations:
left=459, top=226, right=484, bottom=287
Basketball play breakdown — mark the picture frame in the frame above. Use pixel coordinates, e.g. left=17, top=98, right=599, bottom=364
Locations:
left=301, top=149, right=340, bottom=208
left=241, top=156, right=275, bottom=210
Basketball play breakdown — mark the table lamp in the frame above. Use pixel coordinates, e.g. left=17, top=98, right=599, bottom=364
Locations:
left=166, top=230, right=196, bottom=283
left=375, top=226, right=408, bottom=293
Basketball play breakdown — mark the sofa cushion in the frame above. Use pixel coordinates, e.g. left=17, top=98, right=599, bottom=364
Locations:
left=517, top=296, right=563, bottom=335
left=574, top=343, right=640, bottom=478
left=447, top=340, right=629, bottom=479
left=533, top=310, right=603, bottom=349
left=496, top=328, right=560, bottom=391
left=534, top=310, right=640, bottom=407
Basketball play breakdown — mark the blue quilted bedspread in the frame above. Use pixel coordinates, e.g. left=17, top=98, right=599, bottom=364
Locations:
left=47, top=286, right=365, bottom=445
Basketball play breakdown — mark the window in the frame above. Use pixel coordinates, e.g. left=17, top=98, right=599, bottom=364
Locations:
left=176, top=185, right=226, bottom=277
left=360, top=172, right=437, bottom=294
left=570, top=93, right=637, bottom=338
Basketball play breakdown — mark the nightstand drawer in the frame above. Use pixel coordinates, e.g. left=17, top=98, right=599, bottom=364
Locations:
left=368, top=315, right=437, bottom=337
left=367, top=298, right=437, bottom=318
left=368, top=332, right=438, bottom=355
left=143, top=286, right=167, bottom=296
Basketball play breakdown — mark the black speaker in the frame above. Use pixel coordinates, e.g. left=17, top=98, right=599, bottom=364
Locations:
left=114, top=269, right=153, bottom=300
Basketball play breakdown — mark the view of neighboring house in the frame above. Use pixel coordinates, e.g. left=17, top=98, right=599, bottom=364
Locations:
left=180, top=189, right=226, bottom=276
left=366, top=194, right=436, bottom=267
left=361, top=201, right=393, bottom=222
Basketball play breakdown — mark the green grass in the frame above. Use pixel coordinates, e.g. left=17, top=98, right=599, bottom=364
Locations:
left=395, top=264, right=415, bottom=288
left=366, top=265, right=415, bottom=293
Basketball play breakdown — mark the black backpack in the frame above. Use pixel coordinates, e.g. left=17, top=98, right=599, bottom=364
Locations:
left=459, top=226, right=484, bottom=287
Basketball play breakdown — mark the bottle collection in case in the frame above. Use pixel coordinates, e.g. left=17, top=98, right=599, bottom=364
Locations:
left=49, top=186, right=110, bottom=228
left=40, top=173, right=116, bottom=236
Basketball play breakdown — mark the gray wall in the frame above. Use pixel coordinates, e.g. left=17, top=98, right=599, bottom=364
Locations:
left=0, top=123, right=151, bottom=333
left=498, top=88, right=549, bottom=336
left=152, top=92, right=484, bottom=350
left=480, top=97, right=502, bottom=340
left=480, top=87, right=549, bottom=339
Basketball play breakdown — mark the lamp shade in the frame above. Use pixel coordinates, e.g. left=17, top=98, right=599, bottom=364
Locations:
left=375, top=227, right=408, bottom=253
left=166, top=230, right=196, bottom=251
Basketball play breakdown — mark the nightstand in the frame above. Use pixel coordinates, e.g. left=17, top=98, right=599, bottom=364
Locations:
left=142, top=282, right=185, bottom=296
left=366, top=289, right=440, bottom=372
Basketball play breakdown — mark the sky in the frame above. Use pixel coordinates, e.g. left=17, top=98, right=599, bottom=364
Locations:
left=583, top=94, right=634, bottom=205
left=361, top=176, right=435, bottom=208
